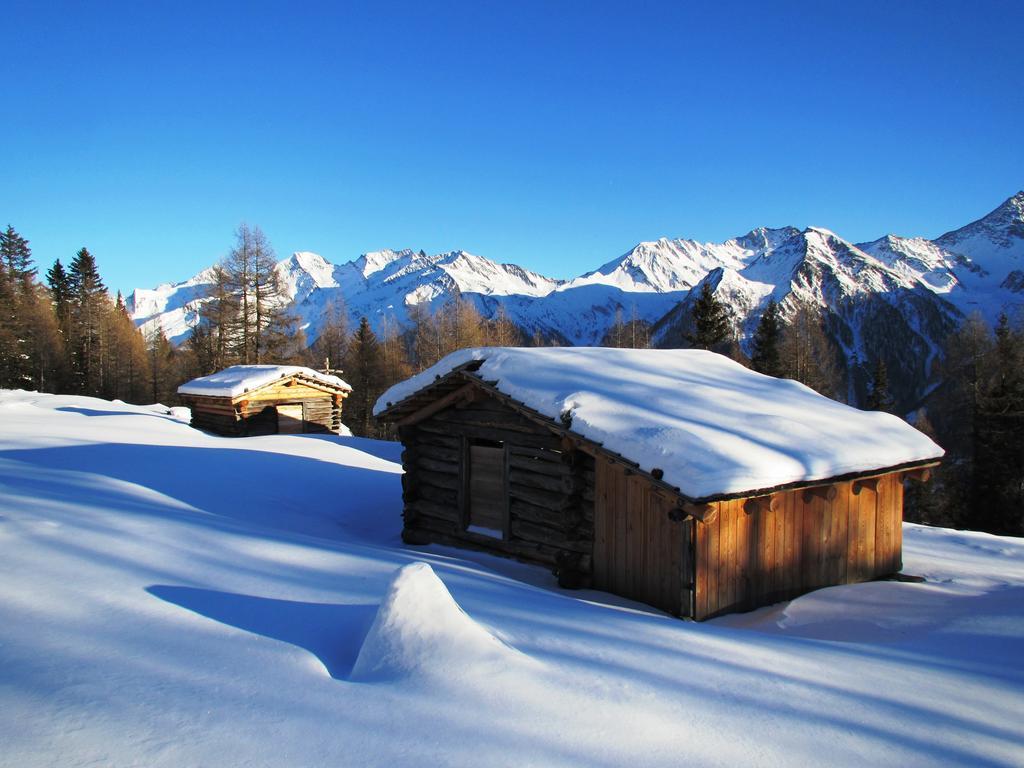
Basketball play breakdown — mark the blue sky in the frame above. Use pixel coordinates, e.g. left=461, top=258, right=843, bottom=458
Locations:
left=2, top=0, right=1022, bottom=293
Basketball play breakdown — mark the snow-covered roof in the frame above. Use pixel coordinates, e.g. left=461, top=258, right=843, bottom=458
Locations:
left=374, top=347, right=943, bottom=500
left=178, top=365, right=352, bottom=398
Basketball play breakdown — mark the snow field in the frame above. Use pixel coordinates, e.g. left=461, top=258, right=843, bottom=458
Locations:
left=0, top=391, right=1021, bottom=767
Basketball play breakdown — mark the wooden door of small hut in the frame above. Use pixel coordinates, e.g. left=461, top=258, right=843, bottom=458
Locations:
left=276, top=404, right=304, bottom=434
left=592, top=459, right=691, bottom=616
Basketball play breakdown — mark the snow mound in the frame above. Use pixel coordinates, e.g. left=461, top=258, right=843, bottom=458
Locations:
left=351, top=562, right=518, bottom=682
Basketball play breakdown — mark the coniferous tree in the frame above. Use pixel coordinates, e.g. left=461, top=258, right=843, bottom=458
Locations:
left=903, top=409, right=953, bottom=527
left=67, top=247, right=108, bottom=394
left=342, top=317, right=385, bottom=437
left=0, top=246, right=16, bottom=387
left=971, top=314, right=1024, bottom=534
left=866, top=358, right=896, bottom=412
left=750, top=298, right=784, bottom=377
left=0, top=226, right=37, bottom=387
left=1, top=226, right=35, bottom=289
left=687, top=282, right=730, bottom=351
left=46, top=259, right=72, bottom=332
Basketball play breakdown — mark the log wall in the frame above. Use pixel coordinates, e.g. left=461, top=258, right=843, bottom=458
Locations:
left=399, top=395, right=595, bottom=586
left=185, top=386, right=344, bottom=436
left=391, top=378, right=911, bottom=621
left=694, top=473, right=904, bottom=620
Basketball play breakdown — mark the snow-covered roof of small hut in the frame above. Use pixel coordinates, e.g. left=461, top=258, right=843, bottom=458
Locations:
left=178, top=365, right=352, bottom=398
left=374, top=347, right=943, bottom=500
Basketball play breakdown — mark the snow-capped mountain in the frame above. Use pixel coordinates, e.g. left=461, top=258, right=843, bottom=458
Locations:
left=128, top=191, right=1024, bottom=406
left=651, top=225, right=964, bottom=406
left=859, top=191, right=1024, bottom=319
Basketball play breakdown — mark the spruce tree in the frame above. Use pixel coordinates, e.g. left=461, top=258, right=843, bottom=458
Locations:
left=866, top=358, right=896, bottom=412
left=972, top=314, right=1024, bottom=534
left=750, top=298, right=784, bottom=377
left=0, top=226, right=37, bottom=387
left=687, top=282, right=730, bottom=350
left=68, top=247, right=108, bottom=394
left=343, top=317, right=385, bottom=437
left=46, top=259, right=72, bottom=330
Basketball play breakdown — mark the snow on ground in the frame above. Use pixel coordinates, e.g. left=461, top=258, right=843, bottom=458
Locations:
left=375, top=347, right=943, bottom=499
left=1, top=390, right=1021, bottom=767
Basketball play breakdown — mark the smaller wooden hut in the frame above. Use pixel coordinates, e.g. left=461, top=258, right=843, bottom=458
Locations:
left=374, top=347, right=944, bottom=620
left=178, top=365, right=351, bottom=436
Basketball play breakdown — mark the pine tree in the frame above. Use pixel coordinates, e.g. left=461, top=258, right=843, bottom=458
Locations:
left=343, top=317, right=385, bottom=437
left=750, top=298, right=784, bottom=377
left=687, top=282, right=730, bottom=350
left=866, top=358, right=896, bottom=412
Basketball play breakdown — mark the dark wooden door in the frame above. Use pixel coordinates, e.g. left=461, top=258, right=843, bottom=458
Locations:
left=467, top=444, right=506, bottom=537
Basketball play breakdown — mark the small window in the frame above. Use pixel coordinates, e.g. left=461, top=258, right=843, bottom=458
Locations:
left=466, top=439, right=506, bottom=539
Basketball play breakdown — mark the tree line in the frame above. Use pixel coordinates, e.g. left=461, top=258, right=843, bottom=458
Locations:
left=2, top=222, right=1020, bottom=535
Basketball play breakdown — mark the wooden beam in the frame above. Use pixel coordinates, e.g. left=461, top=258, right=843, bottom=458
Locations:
left=852, top=477, right=880, bottom=495
left=802, top=485, right=837, bottom=504
left=743, top=495, right=776, bottom=515
left=396, top=383, right=478, bottom=426
left=902, top=467, right=933, bottom=483
left=683, top=502, right=718, bottom=525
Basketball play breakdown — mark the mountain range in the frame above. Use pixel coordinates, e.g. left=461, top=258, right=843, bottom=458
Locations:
left=128, top=191, right=1024, bottom=409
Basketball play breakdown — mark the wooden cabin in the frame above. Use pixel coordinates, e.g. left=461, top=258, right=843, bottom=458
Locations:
left=374, top=347, right=943, bottom=620
left=178, top=365, right=351, bottom=437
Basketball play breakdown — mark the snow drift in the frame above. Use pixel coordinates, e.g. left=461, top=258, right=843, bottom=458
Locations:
left=352, top=561, right=520, bottom=682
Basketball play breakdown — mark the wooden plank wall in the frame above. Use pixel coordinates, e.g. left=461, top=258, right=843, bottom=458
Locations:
left=592, top=459, right=690, bottom=616
left=399, top=394, right=596, bottom=583
left=694, top=473, right=904, bottom=620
